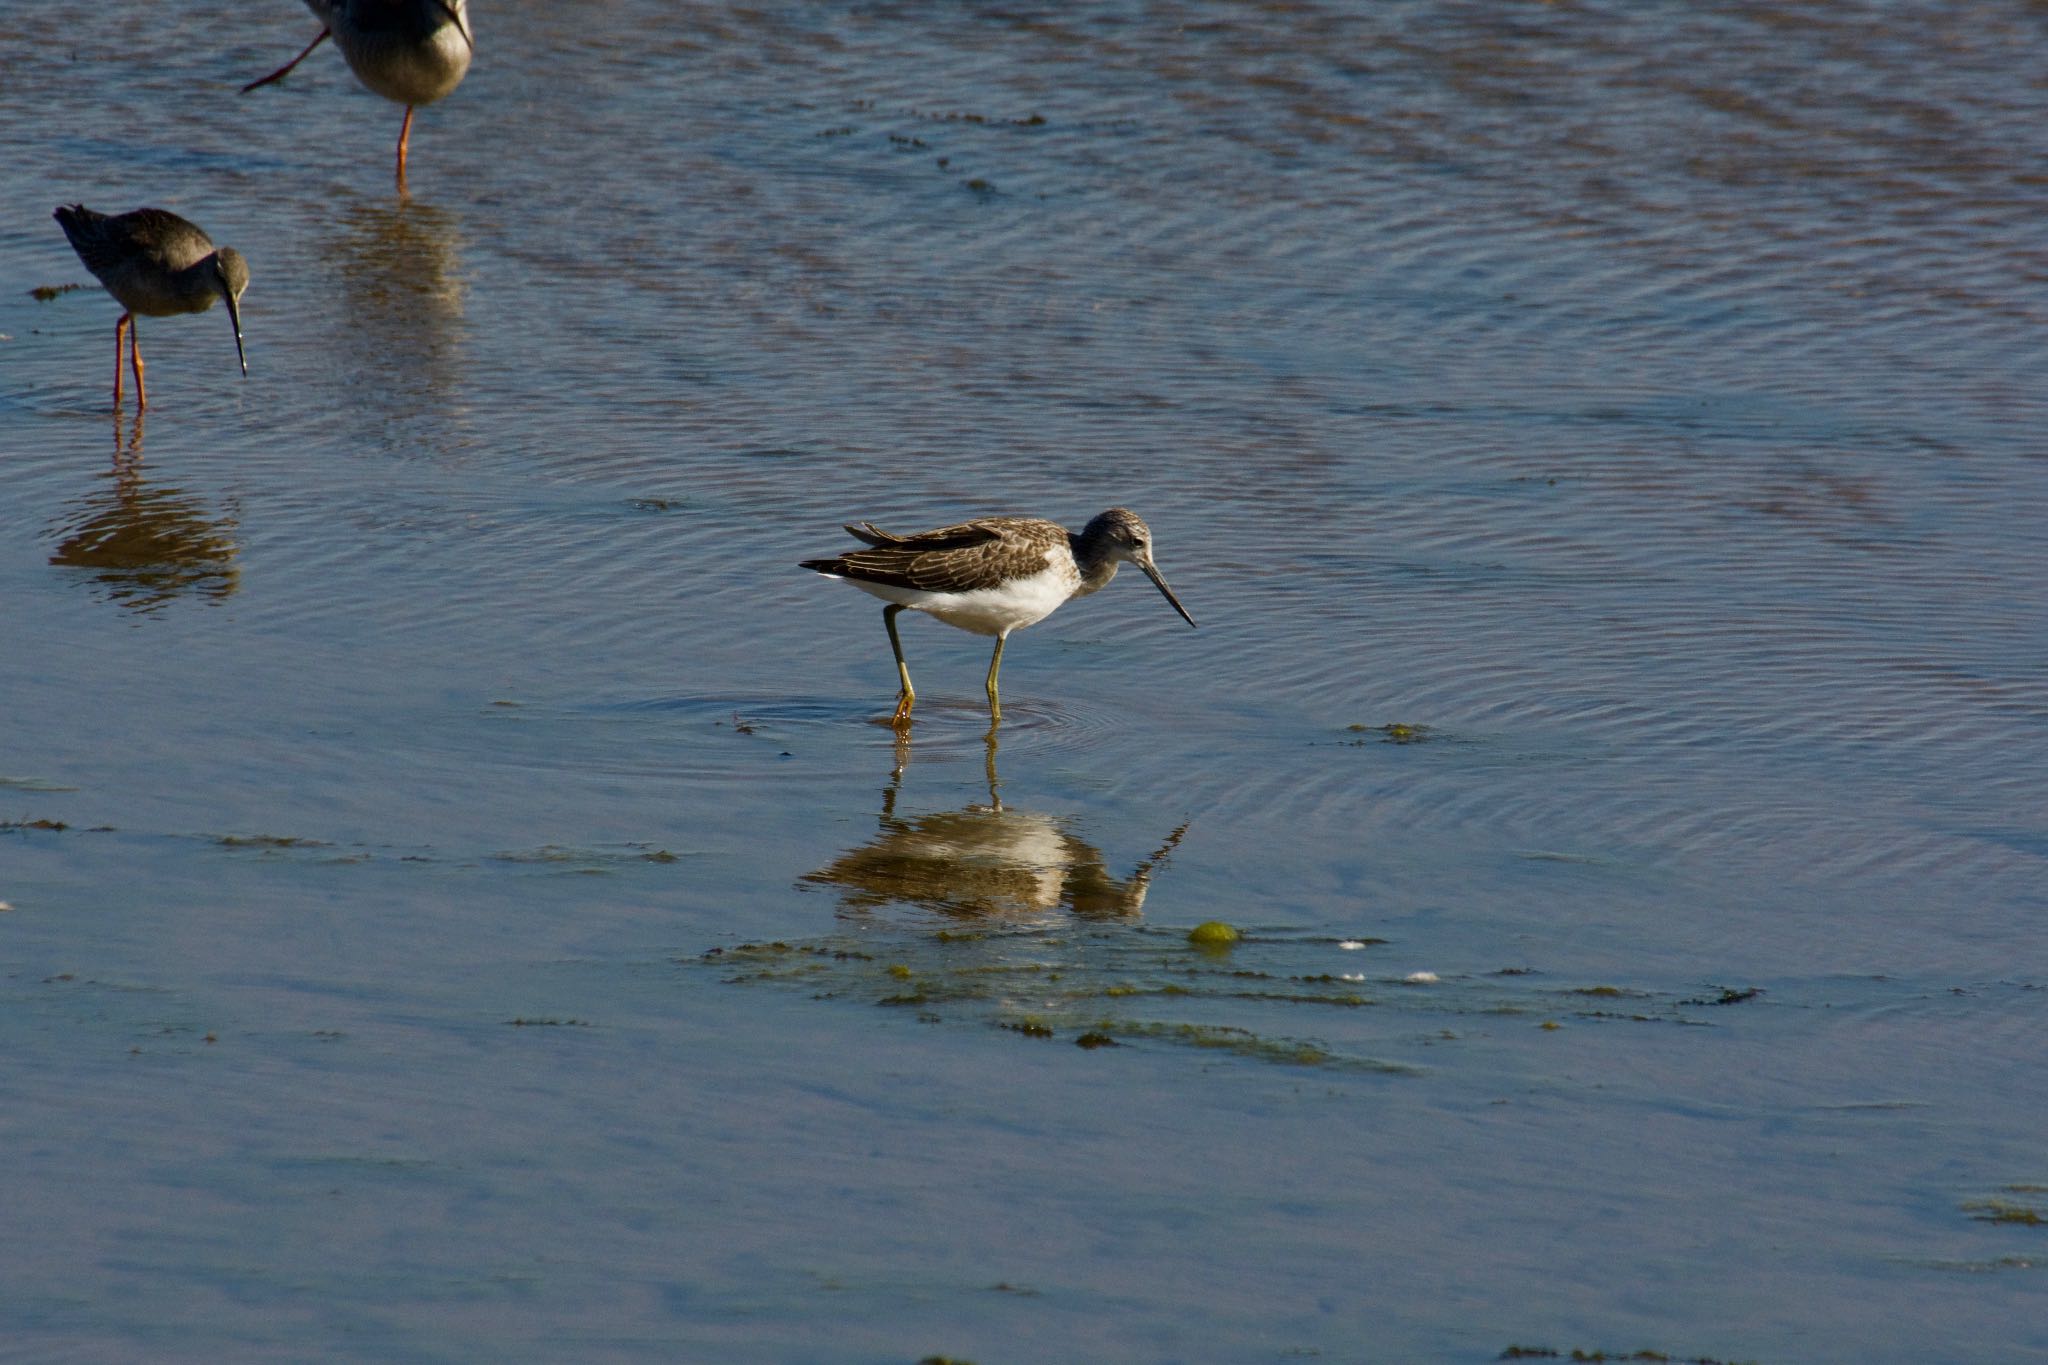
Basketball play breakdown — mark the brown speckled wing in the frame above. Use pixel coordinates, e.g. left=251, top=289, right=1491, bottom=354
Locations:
left=813, top=519, right=1051, bottom=593
left=843, top=519, right=1002, bottom=551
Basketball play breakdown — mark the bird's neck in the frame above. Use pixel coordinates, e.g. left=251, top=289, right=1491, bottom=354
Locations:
left=1069, top=531, right=1121, bottom=595
left=173, top=258, right=217, bottom=292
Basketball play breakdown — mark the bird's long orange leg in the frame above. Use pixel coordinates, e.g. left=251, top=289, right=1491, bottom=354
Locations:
left=396, top=106, right=415, bottom=190
left=112, top=314, right=129, bottom=407
left=130, top=319, right=148, bottom=411
left=241, top=28, right=330, bottom=93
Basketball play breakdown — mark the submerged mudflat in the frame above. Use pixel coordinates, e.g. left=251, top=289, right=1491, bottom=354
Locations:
left=2, top=3, right=2044, bottom=1360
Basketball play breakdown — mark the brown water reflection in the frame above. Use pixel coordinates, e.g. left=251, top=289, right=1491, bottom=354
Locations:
left=46, top=416, right=239, bottom=613
left=803, top=734, right=1186, bottom=921
left=321, top=199, right=468, bottom=411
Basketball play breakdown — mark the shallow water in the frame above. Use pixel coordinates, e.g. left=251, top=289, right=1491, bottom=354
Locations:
left=3, top=1, right=2046, bottom=1359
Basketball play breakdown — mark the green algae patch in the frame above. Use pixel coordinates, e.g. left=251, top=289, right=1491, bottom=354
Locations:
left=699, top=923, right=1707, bottom=1071
left=908, top=108, right=1047, bottom=127
left=1187, top=920, right=1241, bottom=948
left=1347, top=721, right=1434, bottom=744
left=1965, top=1200, right=2045, bottom=1225
left=1682, top=986, right=1762, bottom=1006
left=494, top=842, right=695, bottom=871
left=703, top=940, right=866, bottom=989
left=1085, top=980, right=1195, bottom=1000
left=1227, top=989, right=1371, bottom=1007
left=1499, top=1349, right=1759, bottom=1363
left=1107, top=1020, right=1415, bottom=1072
left=1130, top=1021, right=1329, bottom=1065
left=0, top=776, right=80, bottom=792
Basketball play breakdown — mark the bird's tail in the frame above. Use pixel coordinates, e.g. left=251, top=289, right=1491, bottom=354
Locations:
left=52, top=204, right=100, bottom=248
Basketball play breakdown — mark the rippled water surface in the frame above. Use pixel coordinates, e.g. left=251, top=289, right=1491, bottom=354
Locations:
left=4, top=2, right=2046, bottom=1360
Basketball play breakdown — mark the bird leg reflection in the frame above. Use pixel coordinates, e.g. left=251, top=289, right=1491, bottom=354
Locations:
left=112, top=406, right=144, bottom=463
left=883, top=713, right=1002, bottom=810
left=241, top=28, right=331, bottom=93
left=983, top=725, right=1001, bottom=809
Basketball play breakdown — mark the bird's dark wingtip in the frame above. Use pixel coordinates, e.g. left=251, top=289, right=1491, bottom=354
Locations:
left=843, top=521, right=896, bottom=546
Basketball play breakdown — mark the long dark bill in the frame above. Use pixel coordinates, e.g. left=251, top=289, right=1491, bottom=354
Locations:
left=224, top=291, right=248, bottom=376
left=1141, top=560, right=1197, bottom=628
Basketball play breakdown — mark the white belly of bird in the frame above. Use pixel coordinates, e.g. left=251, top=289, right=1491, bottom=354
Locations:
left=847, top=561, right=1078, bottom=637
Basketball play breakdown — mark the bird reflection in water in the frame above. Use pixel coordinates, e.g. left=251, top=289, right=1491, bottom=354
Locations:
left=802, top=731, right=1188, bottom=923
left=47, top=414, right=240, bottom=613
left=325, top=198, right=467, bottom=413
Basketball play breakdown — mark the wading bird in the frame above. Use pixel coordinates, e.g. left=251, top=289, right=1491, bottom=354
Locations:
left=53, top=204, right=248, bottom=409
left=243, top=0, right=474, bottom=188
left=801, top=508, right=1196, bottom=726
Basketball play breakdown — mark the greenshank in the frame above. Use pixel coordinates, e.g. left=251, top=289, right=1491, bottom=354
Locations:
left=801, top=508, right=1196, bottom=726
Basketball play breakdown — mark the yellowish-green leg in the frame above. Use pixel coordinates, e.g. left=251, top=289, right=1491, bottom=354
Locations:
left=985, top=632, right=1008, bottom=724
left=884, top=604, right=914, bottom=727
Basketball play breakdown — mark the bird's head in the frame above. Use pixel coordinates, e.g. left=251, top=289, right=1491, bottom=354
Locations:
left=1085, top=508, right=1196, bottom=628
